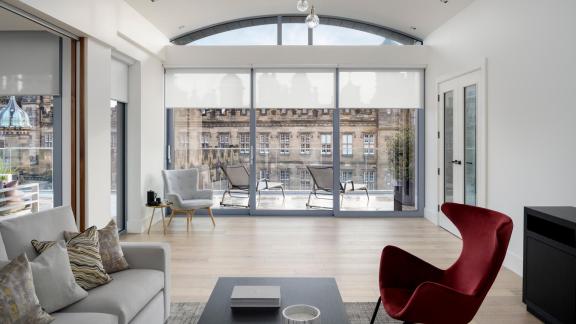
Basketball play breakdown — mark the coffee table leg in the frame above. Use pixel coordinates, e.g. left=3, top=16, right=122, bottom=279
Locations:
left=147, top=207, right=156, bottom=234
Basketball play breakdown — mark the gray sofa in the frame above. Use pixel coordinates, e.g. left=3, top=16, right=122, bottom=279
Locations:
left=0, top=206, right=171, bottom=324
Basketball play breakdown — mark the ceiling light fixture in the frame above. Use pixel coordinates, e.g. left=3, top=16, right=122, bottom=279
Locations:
left=305, top=5, right=320, bottom=29
left=296, top=0, right=309, bottom=12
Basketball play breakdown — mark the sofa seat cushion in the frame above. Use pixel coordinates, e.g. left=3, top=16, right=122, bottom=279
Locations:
left=179, top=199, right=213, bottom=209
left=60, top=269, right=164, bottom=324
left=52, top=312, right=118, bottom=324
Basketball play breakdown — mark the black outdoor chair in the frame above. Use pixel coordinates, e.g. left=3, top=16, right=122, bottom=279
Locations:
left=219, top=164, right=285, bottom=208
left=306, top=165, right=370, bottom=208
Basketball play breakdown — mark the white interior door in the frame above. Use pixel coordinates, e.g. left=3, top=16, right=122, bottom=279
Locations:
left=438, top=70, right=484, bottom=236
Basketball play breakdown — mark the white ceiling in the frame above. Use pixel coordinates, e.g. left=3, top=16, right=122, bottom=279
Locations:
left=125, top=0, right=474, bottom=41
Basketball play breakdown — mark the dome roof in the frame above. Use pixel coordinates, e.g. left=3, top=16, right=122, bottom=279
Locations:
left=0, top=96, right=31, bottom=129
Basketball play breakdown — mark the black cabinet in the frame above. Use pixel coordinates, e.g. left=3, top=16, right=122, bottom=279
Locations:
left=524, top=207, right=576, bottom=324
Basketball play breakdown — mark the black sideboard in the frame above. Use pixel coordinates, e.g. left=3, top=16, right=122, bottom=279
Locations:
left=524, top=207, right=576, bottom=324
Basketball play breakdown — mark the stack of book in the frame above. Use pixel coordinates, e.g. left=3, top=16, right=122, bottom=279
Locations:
left=230, top=286, right=281, bottom=308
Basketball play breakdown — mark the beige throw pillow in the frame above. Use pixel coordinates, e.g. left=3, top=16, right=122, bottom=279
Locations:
left=64, top=219, right=129, bottom=274
left=0, top=254, right=54, bottom=323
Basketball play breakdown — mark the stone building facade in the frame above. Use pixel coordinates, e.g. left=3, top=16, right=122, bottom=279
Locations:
left=169, top=107, right=416, bottom=193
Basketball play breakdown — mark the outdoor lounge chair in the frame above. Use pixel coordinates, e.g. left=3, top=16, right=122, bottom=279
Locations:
left=306, top=165, right=369, bottom=208
left=219, top=164, right=285, bottom=208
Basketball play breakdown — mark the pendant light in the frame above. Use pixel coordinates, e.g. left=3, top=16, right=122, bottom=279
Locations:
left=296, top=0, right=309, bottom=12
left=305, top=5, right=320, bottom=29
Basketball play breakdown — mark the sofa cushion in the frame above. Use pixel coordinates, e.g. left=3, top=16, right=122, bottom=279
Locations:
left=52, top=312, right=118, bottom=324
left=33, top=226, right=112, bottom=290
left=60, top=269, right=164, bottom=324
left=0, top=206, right=77, bottom=259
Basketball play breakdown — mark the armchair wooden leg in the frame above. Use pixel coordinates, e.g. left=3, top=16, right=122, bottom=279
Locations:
left=167, top=209, right=176, bottom=226
left=370, top=296, right=381, bottom=324
left=186, top=212, right=190, bottom=232
left=207, top=207, right=216, bottom=226
left=161, top=208, right=167, bottom=235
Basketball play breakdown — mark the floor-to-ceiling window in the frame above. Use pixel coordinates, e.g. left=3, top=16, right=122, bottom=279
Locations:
left=165, top=68, right=423, bottom=216
left=110, top=100, right=126, bottom=231
left=0, top=28, right=64, bottom=216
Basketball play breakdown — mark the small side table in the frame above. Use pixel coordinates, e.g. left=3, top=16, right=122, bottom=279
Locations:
left=146, top=203, right=172, bottom=235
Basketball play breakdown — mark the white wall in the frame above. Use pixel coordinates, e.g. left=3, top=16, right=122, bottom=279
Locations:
left=84, top=38, right=112, bottom=229
left=165, top=45, right=429, bottom=68
left=425, top=0, right=576, bottom=274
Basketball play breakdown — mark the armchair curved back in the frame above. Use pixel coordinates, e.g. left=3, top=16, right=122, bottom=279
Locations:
left=441, top=203, right=513, bottom=297
left=162, top=168, right=199, bottom=200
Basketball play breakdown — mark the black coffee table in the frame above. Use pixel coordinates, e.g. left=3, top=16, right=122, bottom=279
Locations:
left=198, top=277, right=350, bottom=324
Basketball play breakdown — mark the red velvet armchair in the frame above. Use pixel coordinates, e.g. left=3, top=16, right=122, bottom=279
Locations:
left=370, top=203, right=513, bottom=324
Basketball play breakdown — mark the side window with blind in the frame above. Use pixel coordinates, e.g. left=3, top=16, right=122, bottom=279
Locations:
left=0, top=30, right=63, bottom=216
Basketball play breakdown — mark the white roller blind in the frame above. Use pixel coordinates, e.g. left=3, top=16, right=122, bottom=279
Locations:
left=111, top=58, right=129, bottom=102
left=165, top=69, right=250, bottom=108
left=0, top=31, right=60, bottom=96
left=255, top=69, right=335, bottom=109
left=339, top=70, right=423, bottom=108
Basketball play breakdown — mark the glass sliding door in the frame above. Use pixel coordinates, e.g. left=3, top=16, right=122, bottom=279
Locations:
left=253, top=69, right=335, bottom=211
left=164, top=68, right=424, bottom=216
left=337, top=70, right=422, bottom=212
left=110, top=100, right=126, bottom=231
left=165, top=69, right=252, bottom=212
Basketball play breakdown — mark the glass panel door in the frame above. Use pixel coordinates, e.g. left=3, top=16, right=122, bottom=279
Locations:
left=443, top=91, right=455, bottom=204
left=111, top=100, right=126, bottom=231
left=464, top=85, right=477, bottom=206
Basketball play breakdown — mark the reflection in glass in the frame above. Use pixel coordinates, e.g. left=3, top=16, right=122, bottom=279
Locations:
left=444, top=91, right=454, bottom=203
left=0, top=96, right=54, bottom=216
left=189, top=24, right=277, bottom=45
left=464, top=85, right=477, bottom=206
left=282, top=23, right=308, bottom=45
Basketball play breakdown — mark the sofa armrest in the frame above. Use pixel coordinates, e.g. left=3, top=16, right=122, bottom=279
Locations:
left=121, top=242, right=171, bottom=320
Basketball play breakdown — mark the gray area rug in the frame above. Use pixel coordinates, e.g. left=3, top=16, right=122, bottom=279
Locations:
left=169, top=302, right=401, bottom=324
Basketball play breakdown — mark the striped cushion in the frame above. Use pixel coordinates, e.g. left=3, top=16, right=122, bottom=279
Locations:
left=32, top=226, right=111, bottom=290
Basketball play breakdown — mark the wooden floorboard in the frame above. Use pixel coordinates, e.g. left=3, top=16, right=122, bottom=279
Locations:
left=123, top=216, right=541, bottom=324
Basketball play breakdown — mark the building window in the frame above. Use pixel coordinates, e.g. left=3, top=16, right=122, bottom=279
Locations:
left=218, top=133, right=230, bottom=148
left=342, top=134, right=353, bottom=156
left=298, top=168, right=311, bottom=190
left=239, top=132, right=250, bottom=155
left=43, top=133, right=53, bottom=148
left=259, top=169, right=270, bottom=180
left=340, top=170, right=353, bottom=182
left=363, top=133, right=375, bottom=156
left=201, top=133, right=210, bottom=148
left=259, top=133, right=270, bottom=155
left=321, top=134, right=332, bottom=155
left=363, top=170, right=376, bottom=190
left=280, top=169, right=290, bottom=186
left=300, top=133, right=311, bottom=155
left=279, top=133, right=290, bottom=155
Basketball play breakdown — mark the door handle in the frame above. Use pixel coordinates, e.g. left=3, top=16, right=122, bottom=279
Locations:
left=451, top=160, right=462, bottom=165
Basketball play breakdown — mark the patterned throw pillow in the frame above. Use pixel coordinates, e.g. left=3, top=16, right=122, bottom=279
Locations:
left=32, top=226, right=111, bottom=290
left=64, top=219, right=129, bottom=273
left=0, top=254, right=54, bottom=323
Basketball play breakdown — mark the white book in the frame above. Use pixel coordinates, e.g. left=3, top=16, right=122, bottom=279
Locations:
left=230, top=286, right=281, bottom=308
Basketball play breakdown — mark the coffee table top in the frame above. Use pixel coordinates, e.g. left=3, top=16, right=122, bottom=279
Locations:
left=198, top=277, right=349, bottom=324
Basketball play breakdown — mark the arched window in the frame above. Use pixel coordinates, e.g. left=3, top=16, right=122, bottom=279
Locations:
left=172, top=16, right=422, bottom=46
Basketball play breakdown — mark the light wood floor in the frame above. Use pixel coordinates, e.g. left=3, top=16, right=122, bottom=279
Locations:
left=123, top=216, right=541, bottom=324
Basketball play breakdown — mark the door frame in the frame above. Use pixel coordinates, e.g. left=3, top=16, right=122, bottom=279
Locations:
left=436, top=60, right=487, bottom=227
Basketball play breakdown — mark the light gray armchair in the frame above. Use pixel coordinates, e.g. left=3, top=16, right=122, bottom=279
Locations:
left=162, top=168, right=216, bottom=231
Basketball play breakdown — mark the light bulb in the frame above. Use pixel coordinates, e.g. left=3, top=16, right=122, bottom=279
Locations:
left=296, top=0, right=309, bottom=12
left=305, top=6, right=320, bottom=29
